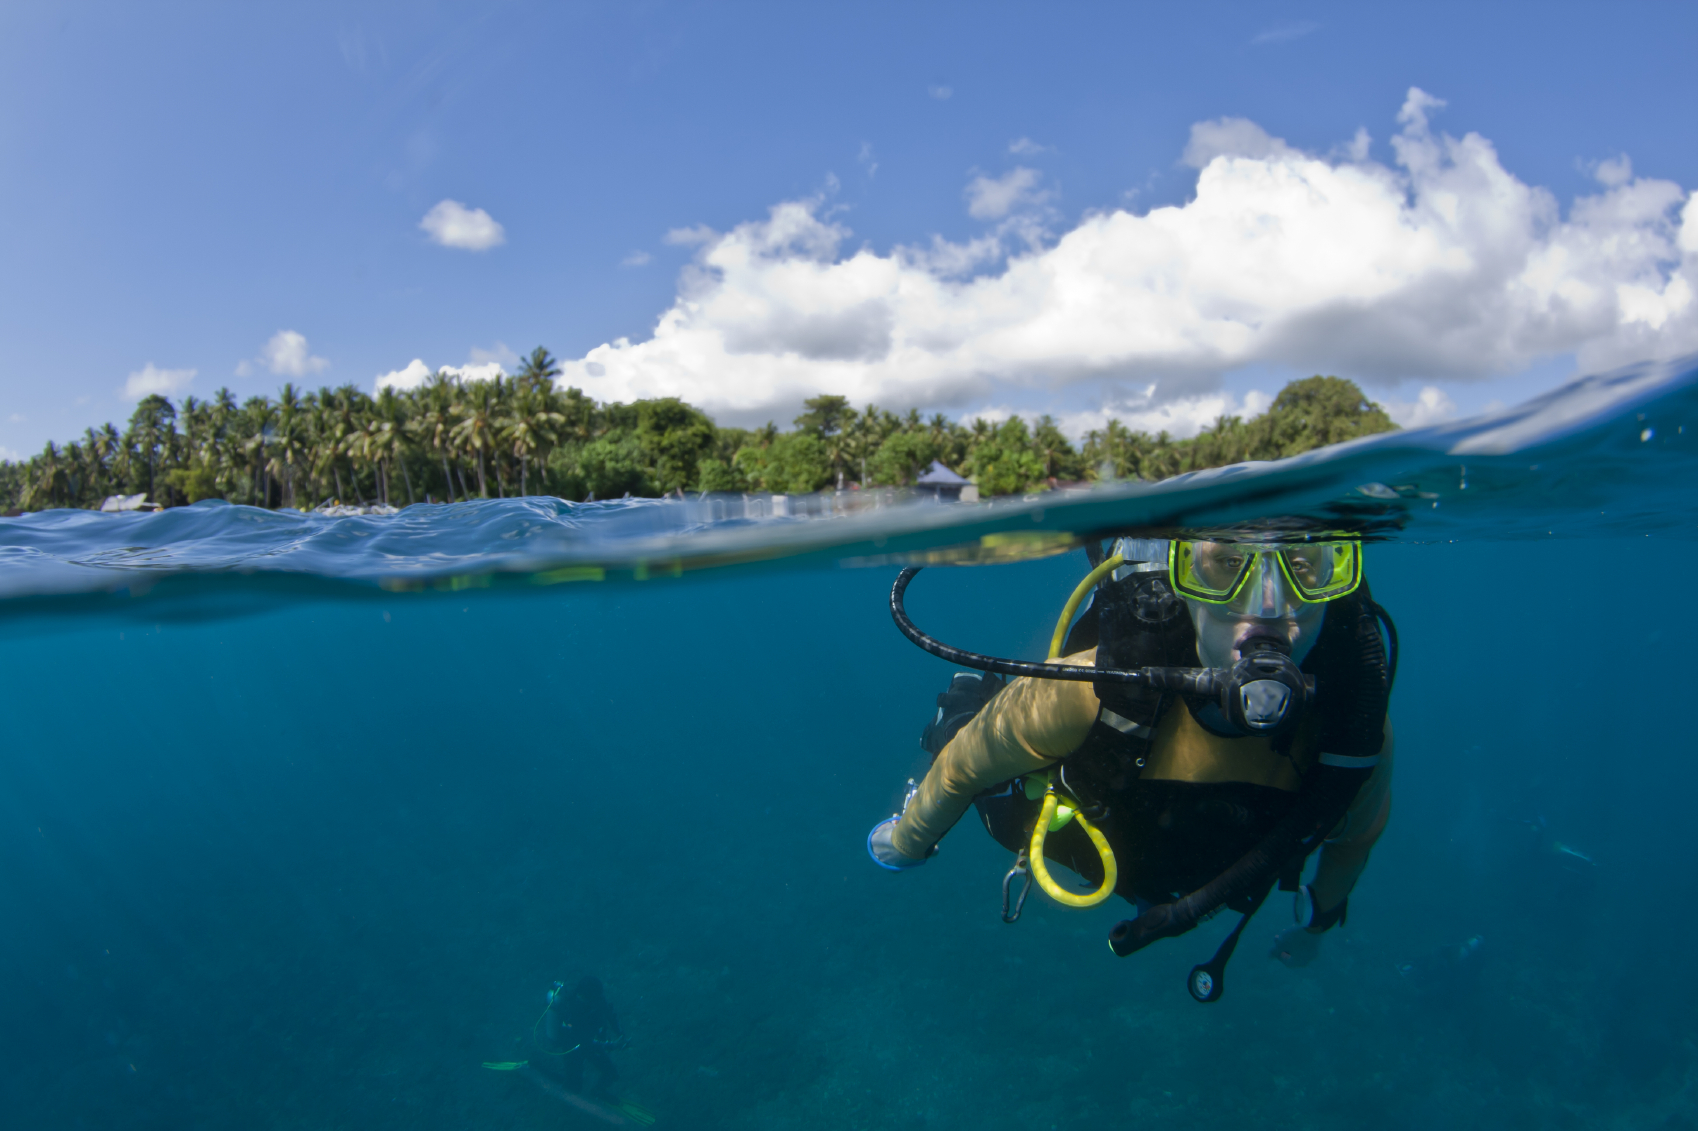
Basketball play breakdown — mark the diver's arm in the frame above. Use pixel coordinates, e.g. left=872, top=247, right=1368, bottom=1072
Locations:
left=1271, top=723, right=1394, bottom=966
left=1307, top=721, right=1395, bottom=924
left=886, top=650, right=1102, bottom=861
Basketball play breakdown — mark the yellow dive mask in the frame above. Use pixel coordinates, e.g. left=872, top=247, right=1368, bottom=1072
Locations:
left=1168, top=539, right=1362, bottom=606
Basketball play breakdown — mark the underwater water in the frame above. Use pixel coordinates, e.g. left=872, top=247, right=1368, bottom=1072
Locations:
left=3, top=356, right=1698, bottom=1130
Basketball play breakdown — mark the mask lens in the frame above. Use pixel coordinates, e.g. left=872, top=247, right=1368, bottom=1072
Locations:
left=1171, top=541, right=1255, bottom=601
left=1278, top=542, right=1361, bottom=601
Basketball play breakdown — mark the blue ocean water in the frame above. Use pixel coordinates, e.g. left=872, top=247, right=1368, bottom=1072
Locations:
left=3, top=356, right=1697, bottom=1129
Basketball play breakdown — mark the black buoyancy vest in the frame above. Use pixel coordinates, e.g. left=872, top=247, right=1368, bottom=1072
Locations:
left=1063, top=565, right=1392, bottom=955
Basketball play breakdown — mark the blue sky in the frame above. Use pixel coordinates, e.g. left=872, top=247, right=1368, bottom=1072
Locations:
left=2, top=1, right=1695, bottom=456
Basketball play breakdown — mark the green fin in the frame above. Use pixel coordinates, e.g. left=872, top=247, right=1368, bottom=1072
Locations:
left=617, top=1099, right=657, bottom=1126
left=481, top=1060, right=529, bottom=1071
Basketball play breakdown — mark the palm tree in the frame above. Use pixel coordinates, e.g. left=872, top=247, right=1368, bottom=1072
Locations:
left=450, top=379, right=500, bottom=498
left=515, top=346, right=563, bottom=387
left=269, top=383, right=306, bottom=508
left=82, top=426, right=114, bottom=500
left=25, top=441, right=67, bottom=509
left=207, top=388, right=240, bottom=499
left=557, top=386, right=597, bottom=444
left=1146, top=430, right=1179, bottom=481
left=321, top=385, right=368, bottom=504
left=501, top=380, right=564, bottom=496
left=410, top=371, right=460, bottom=502
left=241, top=397, right=277, bottom=506
left=372, top=386, right=414, bottom=505
left=843, top=406, right=883, bottom=487
left=127, top=394, right=177, bottom=503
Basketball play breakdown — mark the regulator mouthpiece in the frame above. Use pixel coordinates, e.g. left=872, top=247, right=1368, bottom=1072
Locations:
left=1222, top=637, right=1313, bottom=737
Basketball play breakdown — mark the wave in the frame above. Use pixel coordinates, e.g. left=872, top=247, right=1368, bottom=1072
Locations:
left=1, top=353, right=1692, bottom=619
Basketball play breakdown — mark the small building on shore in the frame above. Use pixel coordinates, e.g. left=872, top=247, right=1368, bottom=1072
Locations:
left=915, top=461, right=977, bottom=503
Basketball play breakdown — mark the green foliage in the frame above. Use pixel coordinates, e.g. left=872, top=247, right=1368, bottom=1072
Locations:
left=792, top=395, right=852, bottom=439
left=163, top=463, right=220, bottom=503
left=632, top=398, right=716, bottom=493
left=733, top=432, right=834, bottom=494
left=867, top=430, right=940, bottom=487
left=1081, top=375, right=1399, bottom=482
left=1253, top=375, right=1399, bottom=457
left=551, top=437, right=655, bottom=500
left=1029, top=415, right=1086, bottom=481
left=966, top=418, right=1047, bottom=497
left=0, top=360, right=1397, bottom=510
left=694, top=457, right=746, bottom=494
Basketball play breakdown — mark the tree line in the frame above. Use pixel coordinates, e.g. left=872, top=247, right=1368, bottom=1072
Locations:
left=0, top=347, right=1397, bottom=512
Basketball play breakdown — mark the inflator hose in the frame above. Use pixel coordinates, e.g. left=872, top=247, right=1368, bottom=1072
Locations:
left=1048, top=554, right=1124, bottom=659
left=1027, top=561, right=1126, bottom=908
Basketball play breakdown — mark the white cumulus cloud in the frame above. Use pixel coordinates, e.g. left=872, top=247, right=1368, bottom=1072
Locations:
left=1592, top=155, right=1633, bottom=188
left=124, top=363, right=196, bottom=399
left=374, top=357, right=507, bottom=393
left=964, top=167, right=1048, bottom=220
left=448, top=361, right=505, bottom=382
left=1383, top=385, right=1459, bottom=428
left=420, top=199, right=506, bottom=251
left=375, top=359, right=432, bottom=392
left=557, top=88, right=1698, bottom=428
left=1057, top=388, right=1277, bottom=443
left=237, top=330, right=329, bottom=378
left=1181, top=118, right=1300, bottom=169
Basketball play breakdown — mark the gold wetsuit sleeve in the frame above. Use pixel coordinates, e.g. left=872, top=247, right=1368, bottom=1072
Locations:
left=1310, top=720, right=1395, bottom=912
left=889, top=648, right=1102, bottom=861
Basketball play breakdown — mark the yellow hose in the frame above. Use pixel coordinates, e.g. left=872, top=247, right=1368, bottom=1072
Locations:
left=1048, top=554, right=1125, bottom=660
left=1028, top=783, right=1118, bottom=907
left=1025, top=552, right=1127, bottom=910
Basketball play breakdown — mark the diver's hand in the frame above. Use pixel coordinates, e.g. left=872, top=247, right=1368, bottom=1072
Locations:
left=867, top=817, right=927, bottom=871
left=1270, top=926, right=1322, bottom=968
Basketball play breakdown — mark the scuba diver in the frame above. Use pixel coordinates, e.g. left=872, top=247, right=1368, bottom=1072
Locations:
left=868, top=535, right=1396, bottom=1002
left=1510, top=812, right=1600, bottom=903
left=536, top=976, right=627, bottom=1099
left=1397, top=935, right=1487, bottom=1001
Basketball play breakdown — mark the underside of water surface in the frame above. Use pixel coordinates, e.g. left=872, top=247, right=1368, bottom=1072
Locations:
left=3, top=356, right=1697, bottom=1130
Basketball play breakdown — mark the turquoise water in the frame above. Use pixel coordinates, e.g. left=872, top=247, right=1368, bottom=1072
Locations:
left=4, top=356, right=1697, bottom=1129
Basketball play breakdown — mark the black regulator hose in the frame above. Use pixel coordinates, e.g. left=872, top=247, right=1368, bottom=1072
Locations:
left=1107, top=761, right=1373, bottom=956
left=890, top=567, right=1219, bottom=691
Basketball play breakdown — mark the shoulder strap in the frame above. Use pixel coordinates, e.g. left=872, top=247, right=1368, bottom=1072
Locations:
left=1059, top=567, right=1194, bottom=793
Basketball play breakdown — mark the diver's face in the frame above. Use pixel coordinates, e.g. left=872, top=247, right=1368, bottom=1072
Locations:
left=1183, top=542, right=1327, bottom=667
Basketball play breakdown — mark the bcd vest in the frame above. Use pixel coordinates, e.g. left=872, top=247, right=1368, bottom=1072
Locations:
left=967, top=566, right=1392, bottom=925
